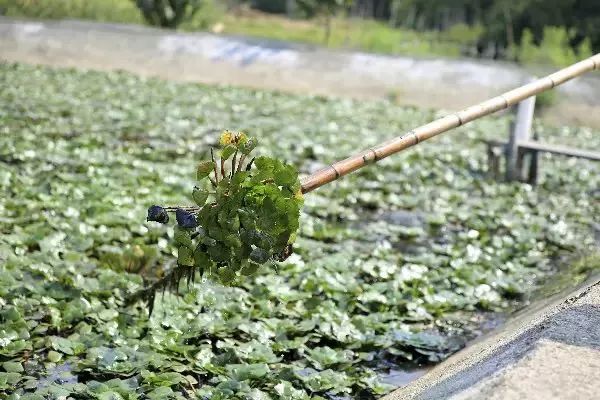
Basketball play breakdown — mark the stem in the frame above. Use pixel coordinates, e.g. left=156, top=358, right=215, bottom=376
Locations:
left=220, top=157, right=226, bottom=180
left=236, top=154, right=246, bottom=172
left=245, top=157, right=256, bottom=171
left=230, top=150, right=238, bottom=178
left=164, top=206, right=199, bottom=212
left=211, top=148, right=219, bottom=185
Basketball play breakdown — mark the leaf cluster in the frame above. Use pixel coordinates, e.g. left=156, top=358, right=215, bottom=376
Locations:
left=142, top=132, right=303, bottom=308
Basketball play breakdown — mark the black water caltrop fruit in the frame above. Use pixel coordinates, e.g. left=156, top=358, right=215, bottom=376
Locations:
left=147, top=205, right=169, bottom=224
left=176, top=208, right=198, bottom=228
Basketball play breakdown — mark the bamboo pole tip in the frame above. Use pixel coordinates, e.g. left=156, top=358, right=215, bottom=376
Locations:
left=592, top=53, right=600, bottom=70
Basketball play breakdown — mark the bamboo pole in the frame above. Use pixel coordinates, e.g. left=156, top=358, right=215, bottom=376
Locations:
left=300, top=54, right=600, bottom=194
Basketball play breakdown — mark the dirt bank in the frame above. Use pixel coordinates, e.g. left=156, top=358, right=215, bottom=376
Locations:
left=1, top=17, right=600, bottom=128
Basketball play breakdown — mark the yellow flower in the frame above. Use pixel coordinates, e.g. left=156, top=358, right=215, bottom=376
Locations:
left=220, top=130, right=235, bottom=146
left=236, top=131, right=248, bottom=145
left=220, top=131, right=248, bottom=147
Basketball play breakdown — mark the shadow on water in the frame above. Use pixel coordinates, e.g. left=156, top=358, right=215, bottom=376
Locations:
left=380, top=365, right=430, bottom=387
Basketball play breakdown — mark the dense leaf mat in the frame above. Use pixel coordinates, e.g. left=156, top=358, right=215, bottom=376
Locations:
left=0, top=63, right=598, bottom=399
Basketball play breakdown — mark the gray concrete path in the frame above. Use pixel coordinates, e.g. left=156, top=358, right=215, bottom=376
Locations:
left=1, top=18, right=600, bottom=127
left=383, top=278, right=600, bottom=400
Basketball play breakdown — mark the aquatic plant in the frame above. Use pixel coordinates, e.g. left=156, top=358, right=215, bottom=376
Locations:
left=2, top=63, right=598, bottom=399
left=137, top=131, right=303, bottom=312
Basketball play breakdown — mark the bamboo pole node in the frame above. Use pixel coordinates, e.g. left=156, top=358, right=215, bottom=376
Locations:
left=455, top=113, right=464, bottom=126
left=410, top=131, right=419, bottom=144
left=300, top=54, right=600, bottom=194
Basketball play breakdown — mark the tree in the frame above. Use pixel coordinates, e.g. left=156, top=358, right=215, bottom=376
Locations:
left=133, top=0, right=203, bottom=29
left=386, top=0, right=600, bottom=58
left=296, top=0, right=354, bottom=43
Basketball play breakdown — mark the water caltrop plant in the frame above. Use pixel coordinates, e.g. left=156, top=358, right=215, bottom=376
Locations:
left=139, top=131, right=303, bottom=311
left=4, top=64, right=599, bottom=399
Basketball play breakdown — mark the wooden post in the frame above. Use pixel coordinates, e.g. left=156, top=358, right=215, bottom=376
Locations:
left=300, top=54, right=600, bottom=194
left=486, top=142, right=503, bottom=180
left=526, top=132, right=539, bottom=184
left=506, top=81, right=536, bottom=181
left=486, top=144, right=495, bottom=178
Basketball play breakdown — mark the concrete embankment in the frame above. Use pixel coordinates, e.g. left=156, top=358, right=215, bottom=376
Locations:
left=383, top=278, right=600, bottom=400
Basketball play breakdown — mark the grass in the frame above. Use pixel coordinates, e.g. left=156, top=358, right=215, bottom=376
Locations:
left=0, top=0, right=469, bottom=58
left=0, top=0, right=589, bottom=66
left=216, top=11, right=471, bottom=58
left=0, top=0, right=142, bottom=24
left=1, top=62, right=598, bottom=398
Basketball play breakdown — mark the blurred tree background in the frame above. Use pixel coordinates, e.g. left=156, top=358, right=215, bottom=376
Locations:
left=249, top=0, right=598, bottom=60
left=1, top=0, right=597, bottom=66
left=134, top=0, right=204, bottom=28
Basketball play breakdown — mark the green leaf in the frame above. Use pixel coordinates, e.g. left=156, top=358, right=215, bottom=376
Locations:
left=221, top=145, right=236, bottom=161
left=254, top=156, right=274, bottom=172
left=207, top=243, right=231, bottom=263
left=0, top=372, right=21, bottom=388
left=192, top=187, right=209, bottom=206
left=197, top=161, right=215, bottom=180
left=240, top=137, right=258, bottom=155
left=274, top=164, right=298, bottom=187
left=177, top=246, right=194, bottom=266
left=47, top=351, right=62, bottom=363
left=228, top=363, right=269, bottom=381
left=2, top=362, right=23, bottom=373
left=218, top=267, right=236, bottom=284
left=249, top=248, right=270, bottom=264
left=224, top=234, right=242, bottom=249
left=194, top=248, right=211, bottom=268
left=240, top=261, right=260, bottom=276
left=227, top=214, right=240, bottom=231
left=49, top=336, right=82, bottom=355
left=174, top=226, right=193, bottom=248
left=201, top=236, right=217, bottom=247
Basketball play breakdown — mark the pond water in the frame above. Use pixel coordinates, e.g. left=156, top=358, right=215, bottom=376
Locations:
left=1, top=62, right=598, bottom=399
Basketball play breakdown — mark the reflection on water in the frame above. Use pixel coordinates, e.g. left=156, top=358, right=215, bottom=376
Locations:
left=380, top=365, right=431, bottom=387
left=36, top=362, right=77, bottom=389
left=379, top=312, right=508, bottom=390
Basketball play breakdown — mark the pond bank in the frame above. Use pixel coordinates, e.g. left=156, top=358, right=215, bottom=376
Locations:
left=382, top=275, right=600, bottom=399
left=1, top=17, right=600, bottom=128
